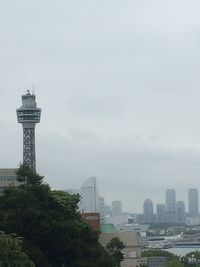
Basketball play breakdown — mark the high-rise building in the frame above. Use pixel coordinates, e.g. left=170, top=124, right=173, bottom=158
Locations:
left=16, top=91, right=41, bottom=170
left=99, top=196, right=106, bottom=224
left=165, top=189, right=176, bottom=223
left=156, top=204, right=165, bottom=223
left=176, top=201, right=186, bottom=224
left=111, top=200, right=122, bottom=216
left=188, top=188, right=199, bottom=217
left=143, top=199, right=154, bottom=223
left=80, top=176, right=99, bottom=212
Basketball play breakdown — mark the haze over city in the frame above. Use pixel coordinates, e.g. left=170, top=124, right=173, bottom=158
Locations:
left=1, top=0, right=200, bottom=212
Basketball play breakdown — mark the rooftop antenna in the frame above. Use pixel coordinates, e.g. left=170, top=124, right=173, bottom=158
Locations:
left=32, top=84, right=35, bottom=95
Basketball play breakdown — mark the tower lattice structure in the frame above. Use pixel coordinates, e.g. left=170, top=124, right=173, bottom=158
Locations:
left=16, top=91, right=41, bottom=171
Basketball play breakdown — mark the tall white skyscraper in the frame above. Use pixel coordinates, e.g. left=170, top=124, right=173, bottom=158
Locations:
left=188, top=188, right=199, bottom=217
left=80, top=177, right=99, bottom=213
left=166, top=189, right=176, bottom=223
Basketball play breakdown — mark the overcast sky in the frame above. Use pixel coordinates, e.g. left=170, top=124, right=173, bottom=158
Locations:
left=1, top=0, right=200, bottom=212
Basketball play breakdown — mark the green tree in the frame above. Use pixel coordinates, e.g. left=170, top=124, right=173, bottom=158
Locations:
left=184, top=251, right=200, bottom=267
left=141, top=249, right=184, bottom=267
left=141, top=249, right=179, bottom=261
left=0, top=165, right=114, bottom=267
left=16, top=164, right=43, bottom=187
left=0, top=231, right=35, bottom=266
left=106, top=237, right=125, bottom=267
left=167, top=260, right=184, bottom=267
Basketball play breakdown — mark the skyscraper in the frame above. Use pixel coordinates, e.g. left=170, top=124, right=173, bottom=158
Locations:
left=16, top=91, right=41, bottom=170
left=143, top=199, right=154, bottom=223
left=165, top=189, right=176, bottom=223
left=111, top=200, right=122, bottom=216
left=188, top=188, right=199, bottom=217
left=80, top=176, right=99, bottom=212
left=176, top=201, right=185, bottom=224
left=156, top=204, right=165, bottom=223
left=99, top=196, right=106, bottom=224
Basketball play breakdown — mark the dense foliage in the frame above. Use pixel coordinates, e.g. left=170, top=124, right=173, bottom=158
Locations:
left=142, top=249, right=200, bottom=267
left=106, top=237, right=125, bottom=267
left=0, top=231, right=35, bottom=266
left=142, top=249, right=183, bottom=267
left=0, top=165, right=114, bottom=267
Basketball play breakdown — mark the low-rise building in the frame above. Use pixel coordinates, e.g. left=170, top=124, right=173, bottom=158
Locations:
left=147, top=257, right=166, bottom=267
left=81, top=212, right=100, bottom=232
left=99, top=230, right=147, bottom=267
left=0, top=169, right=20, bottom=195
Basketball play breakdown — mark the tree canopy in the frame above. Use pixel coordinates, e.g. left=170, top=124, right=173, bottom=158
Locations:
left=141, top=249, right=184, bottom=267
left=0, top=231, right=35, bottom=266
left=0, top=165, right=114, bottom=267
left=106, top=237, right=125, bottom=267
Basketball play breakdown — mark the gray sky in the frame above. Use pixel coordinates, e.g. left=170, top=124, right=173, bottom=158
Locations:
left=1, top=0, right=200, bottom=212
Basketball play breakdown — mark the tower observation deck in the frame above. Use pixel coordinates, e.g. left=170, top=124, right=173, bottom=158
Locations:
left=16, top=91, right=41, bottom=171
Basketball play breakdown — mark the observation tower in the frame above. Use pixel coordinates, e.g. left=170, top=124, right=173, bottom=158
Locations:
left=16, top=91, right=41, bottom=171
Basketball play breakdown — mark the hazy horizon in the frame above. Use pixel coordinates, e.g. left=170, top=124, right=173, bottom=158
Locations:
left=1, top=0, right=200, bottom=212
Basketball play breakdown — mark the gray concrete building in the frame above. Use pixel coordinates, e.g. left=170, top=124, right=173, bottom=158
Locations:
left=99, top=196, right=106, bottom=224
left=111, top=200, right=122, bottom=216
left=165, top=189, right=176, bottom=223
left=0, top=169, right=20, bottom=195
left=143, top=199, right=154, bottom=223
left=147, top=257, right=166, bottom=267
left=99, top=231, right=147, bottom=267
left=176, top=201, right=186, bottom=224
left=156, top=204, right=165, bottom=223
left=188, top=188, right=199, bottom=217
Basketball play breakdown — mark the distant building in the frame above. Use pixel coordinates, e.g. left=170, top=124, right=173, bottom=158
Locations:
left=80, top=176, right=99, bottom=213
left=81, top=212, right=100, bottom=232
left=111, top=200, right=122, bottom=216
left=176, top=201, right=186, bottom=224
left=135, top=214, right=144, bottom=224
left=188, top=189, right=199, bottom=217
left=104, top=204, right=112, bottom=216
left=0, top=169, right=20, bottom=195
left=105, top=214, right=130, bottom=225
left=156, top=204, right=165, bottom=223
left=99, top=196, right=106, bottom=224
left=147, top=257, right=166, bottom=267
left=143, top=199, right=154, bottom=223
left=116, top=224, right=149, bottom=248
left=128, top=216, right=134, bottom=224
left=99, top=230, right=147, bottom=267
left=165, top=189, right=176, bottom=223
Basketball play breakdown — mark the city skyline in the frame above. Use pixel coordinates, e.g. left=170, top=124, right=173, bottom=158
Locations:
left=1, top=0, right=200, bottom=212
left=142, top=188, right=200, bottom=216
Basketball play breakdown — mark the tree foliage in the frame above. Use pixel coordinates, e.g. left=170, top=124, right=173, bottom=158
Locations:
left=0, top=165, right=114, bottom=267
left=0, top=231, right=35, bottom=266
left=106, top=237, right=125, bottom=267
left=16, top=164, right=43, bottom=187
left=141, top=249, right=184, bottom=267
left=141, top=249, right=179, bottom=262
